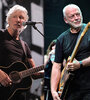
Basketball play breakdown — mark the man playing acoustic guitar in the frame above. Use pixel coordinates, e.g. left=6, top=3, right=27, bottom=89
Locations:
left=0, top=5, right=43, bottom=100
left=51, top=4, right=90, bottom=100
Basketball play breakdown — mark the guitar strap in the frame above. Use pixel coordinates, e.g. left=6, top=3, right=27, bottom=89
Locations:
left=20, top=39, right=33, bottom=69
left=71, top=23, right=86, bottom=56
left=20, top=39, right=27, bottom=57
left=20, top=39, right=32, bottom=69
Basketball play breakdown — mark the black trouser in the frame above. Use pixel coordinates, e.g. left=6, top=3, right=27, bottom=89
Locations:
left=65, top=90, right=90, bottom=100
left=44, top=78, right=53, bottom=100
left=44, top=89, right=53, bottom=100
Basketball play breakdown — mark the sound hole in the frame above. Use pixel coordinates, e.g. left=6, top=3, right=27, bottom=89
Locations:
left=9, top=71, right=21, bottom=83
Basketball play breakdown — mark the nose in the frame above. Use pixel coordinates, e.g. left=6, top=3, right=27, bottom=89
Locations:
left=17, top=17, right=21, bottom=22
left=74, top=15, right=78, bottom=19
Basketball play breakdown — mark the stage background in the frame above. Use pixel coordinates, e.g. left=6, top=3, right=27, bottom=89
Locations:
left=0, top=0, right=44, bottom=100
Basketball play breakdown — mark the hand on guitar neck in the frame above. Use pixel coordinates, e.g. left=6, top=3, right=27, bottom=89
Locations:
left=31, top=71, right=44, bottom=79
left=66, top=58, right=81, bottom=72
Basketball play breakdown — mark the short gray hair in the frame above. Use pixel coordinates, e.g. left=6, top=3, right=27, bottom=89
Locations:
left=63, top=4, right=82, bottom=17
left=6, top=5, right=29, bottom=23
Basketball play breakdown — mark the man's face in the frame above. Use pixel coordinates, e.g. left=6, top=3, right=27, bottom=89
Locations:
left=8, top=10, right=27, bottom=33
left=64, top=7, right=83, bottom=28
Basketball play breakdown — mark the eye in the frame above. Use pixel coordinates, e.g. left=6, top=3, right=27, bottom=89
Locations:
left=69, top=15, right=74, bottom=19
left=76, top=13, right=80, bottom=17
left=12, top=15, right=17, bottom=18
left=19, top=16, right=24, bottom=19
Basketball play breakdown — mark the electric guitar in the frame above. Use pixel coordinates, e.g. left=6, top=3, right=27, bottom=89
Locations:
left=0, top=61, right=44, bottom=100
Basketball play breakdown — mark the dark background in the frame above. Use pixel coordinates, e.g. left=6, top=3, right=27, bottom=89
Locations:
left=44, top=0, right=90, bottom=54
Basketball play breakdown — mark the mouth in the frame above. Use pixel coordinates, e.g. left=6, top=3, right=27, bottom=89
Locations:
left=15, top=24, right=21, bottom=28
left=75, top=21, right=81, bottom=24
left=74, top=20, right=81, bottom=24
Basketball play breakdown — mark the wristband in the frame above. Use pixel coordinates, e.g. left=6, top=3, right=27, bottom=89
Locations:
left=79, top=61, right=83, bottom=68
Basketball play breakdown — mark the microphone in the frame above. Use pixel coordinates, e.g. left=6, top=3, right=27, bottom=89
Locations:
left=22, top=21, right=42, bottom=26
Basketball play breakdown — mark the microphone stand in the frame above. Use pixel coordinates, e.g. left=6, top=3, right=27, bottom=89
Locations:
left=32, top=25, right=44, bottom=37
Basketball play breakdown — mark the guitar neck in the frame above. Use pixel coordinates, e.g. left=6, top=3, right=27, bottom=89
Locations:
left=19, top=65, right=44, bottom=79
left=70, top=22, right=90, bottom=62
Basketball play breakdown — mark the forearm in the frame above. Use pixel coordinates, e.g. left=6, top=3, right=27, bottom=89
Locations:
left=81, top=56, right=90, bottom=67
left=28, top=58, right=35, bottom=67
left=51, top=62, right=61, bottom=94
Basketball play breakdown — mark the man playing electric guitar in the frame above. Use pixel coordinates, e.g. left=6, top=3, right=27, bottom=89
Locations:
left=51, top=4, right=90, bottom=100
left=0, top=5, right=44, bottom=100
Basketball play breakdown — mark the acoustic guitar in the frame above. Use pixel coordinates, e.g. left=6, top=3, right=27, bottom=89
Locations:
left=0, top=61, right=44, bottom=100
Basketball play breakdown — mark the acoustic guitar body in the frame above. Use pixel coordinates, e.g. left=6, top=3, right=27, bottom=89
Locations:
left=0, top=61, right=32, bottom=100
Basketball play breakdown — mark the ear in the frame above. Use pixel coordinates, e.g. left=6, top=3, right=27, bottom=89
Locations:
left=64, top=17, right=68, bottom=24
left=7, top=18, right=10, bottom=25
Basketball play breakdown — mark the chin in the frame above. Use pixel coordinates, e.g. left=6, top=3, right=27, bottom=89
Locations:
left=72, top=22, right=82, bottom=28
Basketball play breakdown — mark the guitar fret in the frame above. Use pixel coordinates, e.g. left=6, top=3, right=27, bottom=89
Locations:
left=20, top=65, right=44, bottom=78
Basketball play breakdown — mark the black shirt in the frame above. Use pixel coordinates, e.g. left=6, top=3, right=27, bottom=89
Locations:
left=55, top=24, right=90, bottom=90
left=0, top=29, right=32, bottom=67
